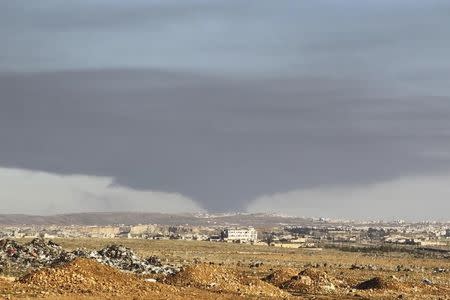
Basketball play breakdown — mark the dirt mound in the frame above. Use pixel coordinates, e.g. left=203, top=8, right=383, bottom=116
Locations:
left=298, top=268, right=329, bottom=281
left=264, top=268, right=298, bottom=287
left=19, top=258, right=176, bottom=297
left=166, top=263, right=287, bottom=298
left=0, top=277, right=12, bottom=287
left=355, top=276, right=405, bottom=291
left=281, top=268, right=337, bottom=294
left=165, top=264, right=238, bottom=288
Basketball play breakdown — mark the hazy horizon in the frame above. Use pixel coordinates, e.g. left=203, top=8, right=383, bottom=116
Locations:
left=1, top=0, right=450, bottom=219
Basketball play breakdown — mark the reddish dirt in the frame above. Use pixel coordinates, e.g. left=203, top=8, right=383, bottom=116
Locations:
left=355, top=276, right=405, bottom=290
left=263, top=267, right=298, bottom=287
left=18, top=258, right=178, bottom=297
left=165, top=263, right=289, bottom=298
left=2, top=239, right=450, bottom=299
left=281, top=268, right=345, bottom=295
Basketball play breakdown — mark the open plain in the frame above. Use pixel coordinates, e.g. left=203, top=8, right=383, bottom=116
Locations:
left=1, top=238, right=449, bottom=299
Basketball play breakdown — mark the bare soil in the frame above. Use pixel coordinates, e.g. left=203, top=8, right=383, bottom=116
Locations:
left=1, top=239, right=449, bottom=299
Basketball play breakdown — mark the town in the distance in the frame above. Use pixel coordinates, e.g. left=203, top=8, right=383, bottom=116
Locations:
left=1, top=212, right=449, bottom=251
left=1, top=212, right=450, bottom=299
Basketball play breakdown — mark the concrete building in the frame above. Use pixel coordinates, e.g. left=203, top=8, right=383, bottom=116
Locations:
left=224, top=227, right=257, bottom=243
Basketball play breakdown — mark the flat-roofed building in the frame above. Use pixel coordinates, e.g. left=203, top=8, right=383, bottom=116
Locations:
left=224, top=227, right=257, bottom=243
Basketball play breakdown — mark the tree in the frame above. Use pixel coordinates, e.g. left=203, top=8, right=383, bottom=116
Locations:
left=263, top=232, right=275, bottom=246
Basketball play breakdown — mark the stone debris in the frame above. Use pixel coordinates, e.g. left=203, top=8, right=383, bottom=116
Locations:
left=249, top=261, right=263, bottom=268
left=350, top=263, right=379, bottom=271
left=0, top=239, right=64, bottom=275
left=0, top=239, right=179, bottom=276
left=432, top=267, right=447, bottom=273
left=146, top=255, right=163, bottom=267
left=82, top=244, right=180, bottom=275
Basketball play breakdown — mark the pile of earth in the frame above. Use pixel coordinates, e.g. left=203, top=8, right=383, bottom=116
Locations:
left=0, top=239, right=178, bottom=276
left=165, top=263, right=288, bottom=298
left=0, top=276, right=12, bottom=288
left=355, top=276, right=407, bottom=291
left=1, top=259, right=259, bottom=300
left=264, top=267, right=298, bottom=287
left=275, top=268, right=343, bottom=294
left=18, top=258, right=178, bottom=297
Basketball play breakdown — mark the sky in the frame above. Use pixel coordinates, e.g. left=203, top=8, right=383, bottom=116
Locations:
left=1, top=0, right=450, bottom=219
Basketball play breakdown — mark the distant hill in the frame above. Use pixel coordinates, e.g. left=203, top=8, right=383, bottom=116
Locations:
left=0, top=212, right=313, bottom=227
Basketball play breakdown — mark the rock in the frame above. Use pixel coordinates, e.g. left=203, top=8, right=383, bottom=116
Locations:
left=432, top=267, right=447, bottom=273
left=321, top=283, right=335, bottom=292
left=249, top=261, right=263, bottom=268
left=356, top=277, right=387, bottom=290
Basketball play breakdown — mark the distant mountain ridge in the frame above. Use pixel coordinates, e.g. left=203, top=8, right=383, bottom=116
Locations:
left=0, top=212, right=312, bottom=227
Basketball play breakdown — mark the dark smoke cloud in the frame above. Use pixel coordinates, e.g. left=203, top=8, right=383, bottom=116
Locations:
left=1, top=0, right=450, bottom=216
left=1, top=69, right=450, bottom=212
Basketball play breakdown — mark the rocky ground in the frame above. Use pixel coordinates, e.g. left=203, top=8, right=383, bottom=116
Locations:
left=0, top=238, right=449, bottom=299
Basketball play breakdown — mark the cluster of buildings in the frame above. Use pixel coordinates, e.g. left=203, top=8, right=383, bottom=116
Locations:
left=1, top=220, right=449, bottom=250
left=281, top=222, right=450, bottom=247
left=0, top=224, right=258, bottom=243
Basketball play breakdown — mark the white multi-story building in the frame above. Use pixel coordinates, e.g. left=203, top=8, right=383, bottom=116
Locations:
left=224, top=227, right=257, bottom=243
